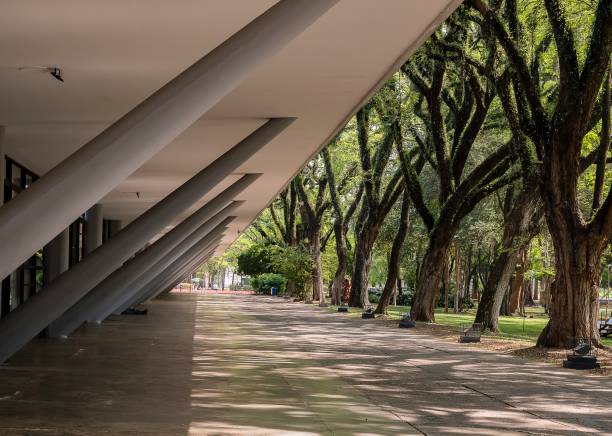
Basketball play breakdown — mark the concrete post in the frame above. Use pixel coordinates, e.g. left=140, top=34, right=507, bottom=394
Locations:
left=49, top=175, right=256, bottom=336
left=0, top=0, right=338, bottom=281
left=85, top=204, right=103, bottom=255
left=50, top=203, right=240, bottom=337
left=108, top=220, right=122, bottom=238
left=0, top=120, right=291, bottom=363
left=0, top=126, right=5, bottom=207
left=43, top=229, right=69, bottom=285
left=108, top=233, right=224, bottom=317
left=41, top=228, right=70, bottom=338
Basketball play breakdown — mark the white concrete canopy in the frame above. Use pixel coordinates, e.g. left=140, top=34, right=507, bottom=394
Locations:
left=0, top=0, right=459, bottom=255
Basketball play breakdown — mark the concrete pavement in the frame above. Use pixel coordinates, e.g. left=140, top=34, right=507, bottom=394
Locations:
left=0, top=293, right=610, bottom=435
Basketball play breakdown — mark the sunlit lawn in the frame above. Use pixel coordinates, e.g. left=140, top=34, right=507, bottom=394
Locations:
left=328, top=303, right=612, bottom=346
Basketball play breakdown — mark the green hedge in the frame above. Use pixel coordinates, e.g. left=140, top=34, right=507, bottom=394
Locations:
left=251, top=273, right=287, bottom=295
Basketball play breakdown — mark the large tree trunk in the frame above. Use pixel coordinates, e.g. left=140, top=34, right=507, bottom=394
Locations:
left=443, top=258, right=450, bottom=313
left=537, top=231, right=605, bottom=347
left=349, top=229, right=376, bottom=307
left=476, top=248, right=521, bottom=331
left=453, top=244, right=461, bottom=313
left=375, top=194, right=410, bottom=315
left=411, top=227, right=455, bottom=322
left=310, top=226, right=324, bottom=303
left=508, top=250, right=528, bottom=315
left=331, top=221, right=347, bottom=305
left=537, top=122, right=609, bottom=347
left=475, top=187, right=539, bottom=331
left=286, top=280, right=296, bottom=297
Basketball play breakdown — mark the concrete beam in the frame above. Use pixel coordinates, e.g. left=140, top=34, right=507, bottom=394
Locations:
left=0, top=0, right=338, bottom=280
left=115, top=234, right=223, bottom=313
left=84, top=204, right=103, bottom=255
left=111, top=234, right=223, bottom=316
left=0, top=119, right=292, bottom=363
left=54, top=209, right=236, bottom=336
left=48, top=174, right=257, bottom=336
left=144, top=246, right=218, bottom=304
left=0, top=126, right=5, bottom=207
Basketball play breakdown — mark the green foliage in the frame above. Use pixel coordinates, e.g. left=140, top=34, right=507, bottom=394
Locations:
left=321, top=246, right=338, bottom=285
left=368, top=288, right=382, bottom=304
left=271, top=245, right=313, bottom=299
left=206, top=1, right=611, bottom=342
left=236, top=244, right=275, bottom=276
left=251, top=273, right=287, bottom=295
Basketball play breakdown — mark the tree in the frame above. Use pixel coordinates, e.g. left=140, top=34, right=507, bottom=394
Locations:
left=469, top=0, right=611, bottom=346
left=294, top=158, right=331, bottom=302
left=236, top=244, right=275, bottom=277
left=348, top=105, right=405, bottom=307
left=269, top=181, right=299, bottom=247
left=374, top=192, right=411, bottom=314
left=271, top=245, right=313, bottom=300
left=399, top=15, right=515, bottom=322
left=475, top=182, right=542, bottom=331
left=322, top=144, right=362, bottom=304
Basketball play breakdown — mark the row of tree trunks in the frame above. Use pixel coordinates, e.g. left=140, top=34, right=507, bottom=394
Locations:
left=468, top=0, right=611, bottom=348
left=323, top=145, right=362, bottom=306
left=348, top=105, right=404, bottom=308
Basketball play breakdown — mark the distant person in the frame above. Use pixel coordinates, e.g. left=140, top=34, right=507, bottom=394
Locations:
left=341, top=277, right=351, bottom=303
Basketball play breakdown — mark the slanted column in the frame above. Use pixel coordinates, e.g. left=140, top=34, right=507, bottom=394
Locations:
left=0, top=119, right=291, bottom=363
left=84, top=204, right=103, bottom=255
left=0, top=0, right=339, bottom=281
left=108, top=232, right=224, bottom=317
left=50, top=195, right=244, bottom=337
left=50, top=175, right=256, bottom=337
left=150, top=249, right=217, bottom=301
left=135, top=243, right=219, bottom=307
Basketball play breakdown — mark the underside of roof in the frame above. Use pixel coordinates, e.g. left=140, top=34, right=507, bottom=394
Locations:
left=0, top=0, right=460, bottom=253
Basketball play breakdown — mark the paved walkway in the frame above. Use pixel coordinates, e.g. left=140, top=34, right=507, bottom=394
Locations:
left=1, top=293, right=611, bottom=435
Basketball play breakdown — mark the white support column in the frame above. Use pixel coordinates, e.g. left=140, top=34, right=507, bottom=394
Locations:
left=134, top=241, right=219, bottom=306
left=51, top=207, right=238, bottom=337
left=155, top=250, right=218, bottom=299
left=84, top=204, right=103, bottom=255
left=0, top=0, right=338, bottom=281
left=49, top=175, right=256, bottom=336
left=141, top=245, right=218, bottom=305
left=0, top=120, right=291, bottom=363
left=112, top=234, right=223, bottom=316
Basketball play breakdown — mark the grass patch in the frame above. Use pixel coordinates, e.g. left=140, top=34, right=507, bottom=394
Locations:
left=328, top=303, right=612, bottom=346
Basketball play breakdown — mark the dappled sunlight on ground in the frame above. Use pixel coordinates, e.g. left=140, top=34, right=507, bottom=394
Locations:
left=186, top=294, right=612, bottom=435
left=2, top=293, right=607, bottom=435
